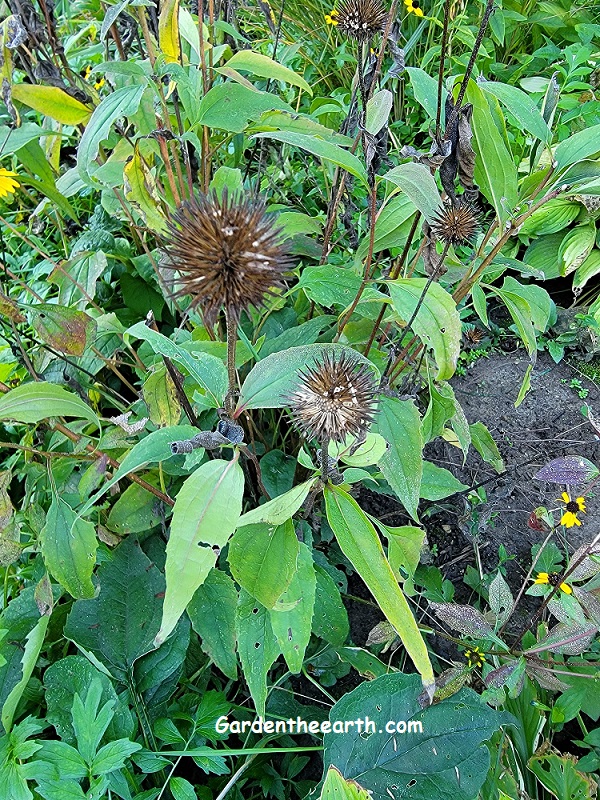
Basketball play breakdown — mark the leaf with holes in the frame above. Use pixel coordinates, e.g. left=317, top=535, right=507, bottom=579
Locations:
left=488, top=572, right=513, bottom=628
left=235, top=589, right=281, bottom=716
left=29, top=305, right=97, bottom=356
left=321, top=672, right=512, bottom=800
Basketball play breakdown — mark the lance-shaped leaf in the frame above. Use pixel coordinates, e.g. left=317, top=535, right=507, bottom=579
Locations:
left=158, top=0, right=180, bottom=63
left=0, top=382, right=99, bottom=428
left=534, top=456, right=599, bottom=484
left=488, top=572, right=513, bottom=628
left=155, top=456, right=244, bottom=646
left=429, top=602, right=493, bottom=638
left=236, top=589, right=280, bottom=716
left=325, top=485, right=434, bottom=691
left=527, top=623, right=598, bottom=656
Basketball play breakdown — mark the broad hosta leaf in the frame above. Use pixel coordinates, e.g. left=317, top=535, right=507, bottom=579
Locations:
left=228, top=520, right=299, bottom=609
left=382, top=162, right=442, bottom=221
left=428, top=602, right=493, bottom=637
left=127, top=322, right=228, bottom=408
left=555, top=124, right=600, bottom=170
left=252, top=131, right=368, bottom=187
left=466, top=80, right=518, bottom=224
left=312, top=564, right=349, bottom=646
left=225, top=50, right=312, bottom=95
left=0, top=382, right=99, bottom=428
left=325, top=486, right=433, bottom=689
left=64, top=536, right=163, bottom=682
left=29, top=305, right=97, bottom=356
left=237, top=479, right=316, bottom=527
left=235, top=589, right=281, bottom=716
left=40, top=494, right=97, bottom=599
left=269, top=542, right=316, bottom=673
left=534, top=456, right=599, bottom=484
left=187, top=569, right=238, bottom=679
left=235, top=343, right=378, bottom=414
left=155, top=456, right=244, bottom=646
left=387, top=279, right=461, bottom=380
left=11, top=84, right=92, bottom=126
left=375, top=396, right=423, bottom=520
left=322, top=673, right=510, bottom=800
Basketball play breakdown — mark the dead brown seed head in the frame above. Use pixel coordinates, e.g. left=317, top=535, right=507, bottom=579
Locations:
left=287, top=351, right=378, bottom=444
left=429, top=203, right=480, bottom=246
left=163, top=191, right=293, bottom=326
left=336, top=0, right=388, bottom=41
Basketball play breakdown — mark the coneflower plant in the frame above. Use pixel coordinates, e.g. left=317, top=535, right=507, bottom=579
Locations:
left=287, top=351, right=378, bottom=481
left=163, top=190, right=293, bottom=412
left=335, top=0, right=388, bottom=42
left=429, top=202, right=480, bottom=247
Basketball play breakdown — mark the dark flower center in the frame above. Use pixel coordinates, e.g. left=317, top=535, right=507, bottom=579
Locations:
left=547, top=572, right=561, bottom=586
left=565, top=500, right=579, bottom=513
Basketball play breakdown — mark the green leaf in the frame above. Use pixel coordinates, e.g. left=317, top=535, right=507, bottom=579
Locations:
left=269, top=542, right=316, bottom=673
left=80, top=425, right=198, bottom=515
left=499, top=277, right=554, bottom=332
left=387, top=278, right=461, bottom=380
left=143, top=365, right=182, bottom=427
left=77, top=84, right=146, bottom=184
left=64, top=536, right=164, bottom=682
left=106, top=479, right=165, bottom=535
left=325, top=486, right=433, bottom=688
left=251, top=130, right=369, bottom=187
left=0, top=382, right=99, bottom=428
left=466, top=80, right=518, bottom=224
left=235, top=343, right=378, bottom=414
left=197, top=83, right=292, bottom=132
left=124, top=145, right=168, bottom=234
left=488, top=285, right=537, bottom=356
left=406, top=67, right=447, bottom=120
left=225, top=50, right=312, bottom=95
left=574, top=248, right=600, bottom=290
left=134, top=616, right=190, bottom=711
left=381, top=162, right=442, bottom=221
left=555, top=124, right=600, bottom=170
left=188, top=570, right=238, bottom=679
left=375, top=396, right=423, bottom=521
left=470, top=421, right=504, bottom=473
left=378, top=524, right=425, bottom=585
left=296, top=266, right=362, bottom=307
left=126, top=322, right=228, bottom=408
left=228, top=520, right=299, bottom=609
left=528, top=753, right=593, bottom=800
left=420, top=461, right=468, bottom=500
left=515, top=364, right=533, bottom=409
left=320, top=766, right=371, bottom=800
left=313, top=565, right=349, bottom=646
left=237, top=479, right=316, bottom=527
left=259, top=449, right=296, bottom=498
left=29, top=305, right=97, bottom=357
left=332, top=432, right=388, bottom=468
left=235, top=589, right=280, bottom=716
left=322, top=672, right=510, bottom=800
left=156, top=457, right=245, bottom=646
left=40, top=494, right=97, bottom=599
left=1, top=615, right=49, bottom=733
left=479, top=81, right=550, bottom=142
left=365, top=90, right=392, bottom=136
left=11, top=84, right=92, bottom=125
left=170, top=776, right=198, bottom=800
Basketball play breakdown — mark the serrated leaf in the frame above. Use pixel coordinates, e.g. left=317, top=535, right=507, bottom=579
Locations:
left=188, top=570, right=238, bottom=679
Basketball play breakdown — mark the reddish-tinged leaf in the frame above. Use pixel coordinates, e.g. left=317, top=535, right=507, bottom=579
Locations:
left=534, top=456, right=599, bottom=484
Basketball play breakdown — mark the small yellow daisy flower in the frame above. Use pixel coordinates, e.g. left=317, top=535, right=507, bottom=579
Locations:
left=94, top=77, right=105, bottom=91
left=558, top=492, right=586, bottom=528
left=464, top=646, right=486, bottom=669
left=0, top=168, right=20, bottom=199
left=325, top=8, right=339, bottom=25
left=404, top=0, right=424, bottom=16
left=533, top=572, right=573, bottom=595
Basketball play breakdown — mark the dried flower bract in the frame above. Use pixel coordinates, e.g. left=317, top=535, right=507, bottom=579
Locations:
left=335, top=0, right=388, bottom=41
left=163, top=191, right=293, bottom=326
left=429, top=203, right=480, bottom=246
left=287, top=351, right=378, bottom=443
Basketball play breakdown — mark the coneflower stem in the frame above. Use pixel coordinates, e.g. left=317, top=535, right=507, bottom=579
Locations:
left=225, top=311, right=238, bottom=415
left=435, top=0, right=452, bottom=139
left=320, top=438, right=331, bottom=484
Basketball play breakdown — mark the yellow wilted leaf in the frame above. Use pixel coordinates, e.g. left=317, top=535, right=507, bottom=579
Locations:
left=158, top=0, right=181, bottom=63
left=11, top=84, right=91, bottom=125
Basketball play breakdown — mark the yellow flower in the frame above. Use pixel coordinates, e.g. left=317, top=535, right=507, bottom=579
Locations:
left=464, top=646, right=486, bottom=669
left=325, top=8, right=339, bottom=24
left=94, top=78, right=105, bottom=91
left=404, top=0, right=424, bottom=15
left=83, top=65, right=92, bottom=80
left=533, top=572, right=573, bottom=595
left=0, top=168, right=20, bottom=199
left=558, top=492, right=586, bottom=528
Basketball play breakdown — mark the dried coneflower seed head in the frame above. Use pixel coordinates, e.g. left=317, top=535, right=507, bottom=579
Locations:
left=163, top=191, right=293, bottom=326
left=335, top=0, right=388, bottom=41
left=287, top=351, right=378, bottom=444
left=429, top=203, right=480, bottom=246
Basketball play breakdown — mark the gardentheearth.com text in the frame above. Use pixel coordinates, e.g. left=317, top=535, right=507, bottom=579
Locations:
left=215, top=716, right=423, bottom=735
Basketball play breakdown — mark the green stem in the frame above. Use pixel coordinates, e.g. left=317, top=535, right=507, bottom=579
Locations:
left=225, top=311, right=238, bottom=415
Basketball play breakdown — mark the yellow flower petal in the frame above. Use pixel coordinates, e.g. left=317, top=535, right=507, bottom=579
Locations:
left=561, top=492, right=570, bottom=503
left=576, top=497, right=586, bottom=512
left=560, top=582, right=573, bottom=595
left=534, top=573, right=549, bottom=585
left=414, top=7, right=424, bottom=15
left=561, top=511, right=580, bottom=528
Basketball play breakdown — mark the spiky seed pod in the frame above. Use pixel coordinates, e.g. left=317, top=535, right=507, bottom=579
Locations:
left=429, top=203, right=480, bottom=246
left=287, top=351, right=378, bottom=444
left=463, top=325, right=485, bottom=346
left=335, top=0, right=388, bottom=41
left=163, top=191, right=293, bottom=326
